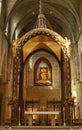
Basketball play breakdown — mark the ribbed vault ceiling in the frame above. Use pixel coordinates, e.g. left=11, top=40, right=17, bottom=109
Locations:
left=5, top=0, right=81, bottom=44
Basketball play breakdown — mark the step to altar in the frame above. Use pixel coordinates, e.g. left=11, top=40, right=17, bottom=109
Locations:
left=0, top=126, right=80, bottom=130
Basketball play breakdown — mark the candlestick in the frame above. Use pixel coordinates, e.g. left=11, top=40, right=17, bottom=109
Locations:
left=18, top=106, right=21, bottom=126
left=63, top=107, right=66, bottom=126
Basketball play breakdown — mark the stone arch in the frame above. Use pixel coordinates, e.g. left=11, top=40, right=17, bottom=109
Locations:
left=14, top=28, right=69, bottom=58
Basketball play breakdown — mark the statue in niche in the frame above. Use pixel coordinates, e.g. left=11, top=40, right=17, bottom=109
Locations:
left=35, top=62, right=52, bottom=85
left=39, top=67, right=48, bottom=80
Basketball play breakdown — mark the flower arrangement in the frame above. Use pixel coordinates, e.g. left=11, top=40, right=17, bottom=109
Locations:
left=7, top=97, right=17, bottom=106
left=65, top=95, right=75, bottom=106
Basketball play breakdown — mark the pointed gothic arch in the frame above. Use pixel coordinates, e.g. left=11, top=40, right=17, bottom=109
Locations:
left=13, top=28, right=68, bottom=58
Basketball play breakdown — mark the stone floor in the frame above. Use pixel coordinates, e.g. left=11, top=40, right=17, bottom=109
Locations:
left=0, top=126, right=81, bottom=130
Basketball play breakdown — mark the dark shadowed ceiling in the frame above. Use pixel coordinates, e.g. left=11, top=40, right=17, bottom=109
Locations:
left=1, top=0, right=82, bottom=44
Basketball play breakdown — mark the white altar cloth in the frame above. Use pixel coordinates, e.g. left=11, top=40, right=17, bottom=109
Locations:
left=24, top=111, right=59, bottom=115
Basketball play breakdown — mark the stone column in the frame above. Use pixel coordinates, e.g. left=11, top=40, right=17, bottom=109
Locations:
left=77, top=83, right=82, bottom=119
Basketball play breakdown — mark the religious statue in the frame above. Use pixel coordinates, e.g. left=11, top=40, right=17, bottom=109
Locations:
left=34, top=59, right=52, bottom=85
left=39, top=67, right=48, bottom=80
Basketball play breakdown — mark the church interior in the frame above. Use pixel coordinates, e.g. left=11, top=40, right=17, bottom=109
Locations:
left=0, top=0, right=82, bottom=129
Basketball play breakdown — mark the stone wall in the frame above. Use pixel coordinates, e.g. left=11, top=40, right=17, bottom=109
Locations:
left=23, top=51, right=61, bottom=103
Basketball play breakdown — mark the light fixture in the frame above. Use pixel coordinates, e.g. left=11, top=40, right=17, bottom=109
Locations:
left=36, top=0, right=47, bottom=28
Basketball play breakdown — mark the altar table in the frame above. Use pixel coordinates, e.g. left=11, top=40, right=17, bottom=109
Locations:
left=24, top=111, right=60, bottom=126
left=24, top=111, right=59, bottom=115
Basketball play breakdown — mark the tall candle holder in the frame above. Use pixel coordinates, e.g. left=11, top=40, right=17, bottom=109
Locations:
left=18, top=106, right=21, bottom=126
left=63, top=107, right=66, bottom=126
left=8, top=106, right=12, bottom=129
left=78, top=105, right=80, bottom=126
left=41, top=104, right=45, bottom=125
left=70, top=106, right=74, bottom=126
left=42, top=104, right=45, bottom=111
